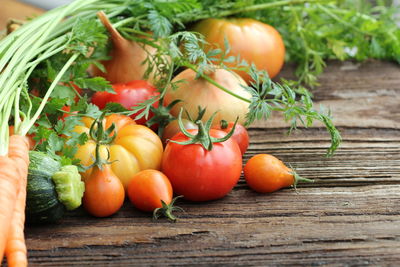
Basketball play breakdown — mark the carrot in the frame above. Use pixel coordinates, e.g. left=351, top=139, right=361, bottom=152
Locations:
left=0, top=156, right=19, bottom=263
left=5, top=135, right=30, bottom=267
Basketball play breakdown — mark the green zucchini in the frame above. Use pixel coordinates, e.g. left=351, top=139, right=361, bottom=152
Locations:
left=26, top=151, right=84, bottom=224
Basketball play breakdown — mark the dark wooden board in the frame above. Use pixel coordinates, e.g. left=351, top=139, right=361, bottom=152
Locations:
left=24, top=60, right=400, bottom=266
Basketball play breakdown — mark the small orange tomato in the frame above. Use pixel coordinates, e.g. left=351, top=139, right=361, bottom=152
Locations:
left=244, top=154, right=311, bottom=193
left=127, top=170, right=173, bottom=212
left=83, top=165, right=125, bottom=217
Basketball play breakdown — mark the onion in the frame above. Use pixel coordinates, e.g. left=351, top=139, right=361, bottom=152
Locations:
left=164, top=68, right=251, bottom=126
left=92, top=11, right=163, bottom=84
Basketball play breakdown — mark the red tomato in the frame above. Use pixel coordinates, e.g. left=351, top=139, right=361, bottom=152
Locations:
left=61, top=105, right=78, bottom=120
left=70, top=82, right=83, bottom=102
left=83, top=164, right=125, bottom=217
left=161, top=129, right=242, bottom=202
left=91, top=80, right=159, bottom=126
left=213, top=121, right=249, bottom=155
left=192, top=18, right=285, bottom=82
left=127, top=170, right=173, bottom=212
left=244, top=154, right=311, bottom=193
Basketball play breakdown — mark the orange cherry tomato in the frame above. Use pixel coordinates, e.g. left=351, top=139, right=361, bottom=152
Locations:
left=244, top=154, right=310, bottom=193
left=83, top=164, right=125, bottom=217
left=127, top=170, right=173, bottom=212
left=192, top=18, right=285, bottom=82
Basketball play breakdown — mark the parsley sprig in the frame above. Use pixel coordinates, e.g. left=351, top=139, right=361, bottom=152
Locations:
left=244, top=66, right=341, bottom=156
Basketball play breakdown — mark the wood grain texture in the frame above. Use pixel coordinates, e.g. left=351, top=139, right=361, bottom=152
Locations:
left=22, top=60, right=400, bottom=266
left=0, top=0, right=43, bottom=29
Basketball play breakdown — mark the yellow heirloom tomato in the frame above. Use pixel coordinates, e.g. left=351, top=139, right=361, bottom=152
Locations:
left=73, top=114, right=163, bottom=190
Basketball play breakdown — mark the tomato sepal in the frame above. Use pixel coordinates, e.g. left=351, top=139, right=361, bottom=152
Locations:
left=170, top=109, right=238, bottom=151
left=153, top=195, right=184, bottom=222
left=289, top=165, right=314, bottom=191
left=146, top=99, right=182, bottom=136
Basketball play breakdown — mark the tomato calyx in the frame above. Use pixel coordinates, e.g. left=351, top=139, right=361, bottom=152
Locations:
left=170, top=109, right=238, bottom=151
left=185, top=106, right=207, bottom=123
left=146, top=99, right=181, bottom=136
left=153, top=196, right=184, bottom=222
left=290, top=166, right=314, bottom=191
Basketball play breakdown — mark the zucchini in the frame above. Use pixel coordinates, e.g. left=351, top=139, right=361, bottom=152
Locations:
left=26, top=151, right=84, bottom=224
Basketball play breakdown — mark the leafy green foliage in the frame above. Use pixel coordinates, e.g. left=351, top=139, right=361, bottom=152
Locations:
left=74, top=77, right=112, bottom=93
left=250, top=0, right=400, bottom=86
left=244, top=65, right=341, bottom=156
left=68, top=17, right=109, bottom=55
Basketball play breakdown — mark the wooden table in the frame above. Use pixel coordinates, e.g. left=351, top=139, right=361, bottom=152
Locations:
left=22, top=60, right=400, bottom=266
left=0, top=0, right=43, bottom=29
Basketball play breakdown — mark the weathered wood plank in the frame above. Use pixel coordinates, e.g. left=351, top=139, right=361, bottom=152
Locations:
left=26, top=185, right=400, bottom=266
left=267, top=60, right=400, bottom=129
left=23, top=60, right=400, bottom=266
left=0, top=0, right=43, bottom=29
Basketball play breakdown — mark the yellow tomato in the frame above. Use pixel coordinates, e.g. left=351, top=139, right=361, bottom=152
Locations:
left=73, top=114, right=163, bottom=190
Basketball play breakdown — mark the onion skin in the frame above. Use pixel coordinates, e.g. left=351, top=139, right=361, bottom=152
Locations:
left=92, top=11, right=163, bottom=84
left=164, top=68, right=251, bottom=126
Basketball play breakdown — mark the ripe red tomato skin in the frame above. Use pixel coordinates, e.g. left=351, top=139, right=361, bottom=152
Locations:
left=91, top=80, right=159, bottom=125
left=213, top=122, right=249, bottom=155
left=127, top=170, right=173, bottom=212
left=161, top=129, right=242, bottom=202
left=83, top=165, right=125, bottom=217
left=244, top=154, right=294, bottom=193
left=61, top=105, right=78, bottom=120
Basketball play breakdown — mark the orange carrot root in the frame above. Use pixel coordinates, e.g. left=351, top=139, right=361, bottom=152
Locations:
left=5, top=135, right=30, bottom=267
left=0, top=156, right=19, bottom=263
